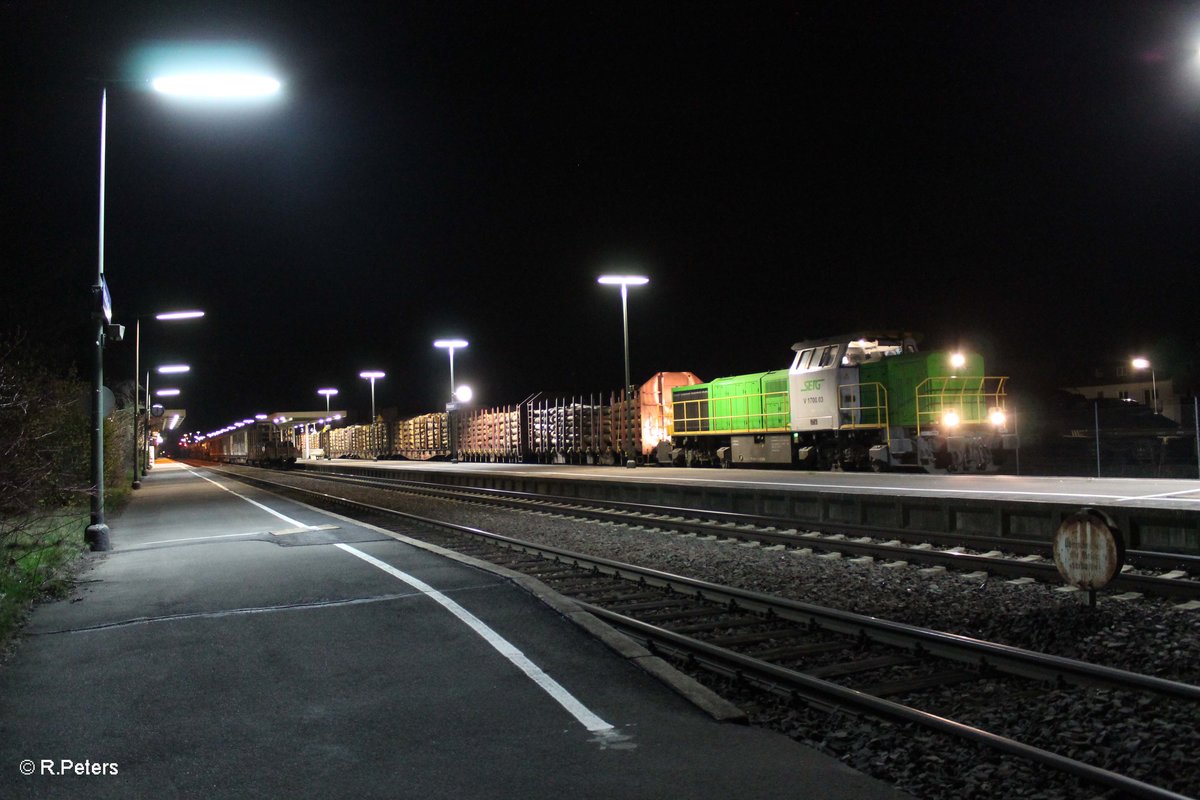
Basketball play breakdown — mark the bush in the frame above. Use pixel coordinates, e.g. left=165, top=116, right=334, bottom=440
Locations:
left=0, top=332, right=97, bottom=641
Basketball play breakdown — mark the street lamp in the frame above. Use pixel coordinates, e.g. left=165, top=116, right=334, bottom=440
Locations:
left=598, top=274, right=649, bottom=467
left=359, top=371, right=385, bottom=421
left=433, top=340, right=468, bottom=400
left=131, top=310, right=203, bottom=490
left=1132, top=357, right=1159, bottom=414
left=316, top=388, right=338, bottom=461
left=88, top=69, right=280, bottom=551
left=318, top=387, right=339, bottom=414
left=434, top=340, right=469, bottom=464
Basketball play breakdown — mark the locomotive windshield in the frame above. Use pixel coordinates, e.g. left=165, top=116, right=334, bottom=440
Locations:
left=791, top=337, right=907, bottom=372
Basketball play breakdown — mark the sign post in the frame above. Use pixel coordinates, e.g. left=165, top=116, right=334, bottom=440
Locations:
left=1052, top=509, right=1124, bottom=608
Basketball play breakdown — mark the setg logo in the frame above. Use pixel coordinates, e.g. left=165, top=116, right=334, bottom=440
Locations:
left=802, top=378, right=824, bottom=391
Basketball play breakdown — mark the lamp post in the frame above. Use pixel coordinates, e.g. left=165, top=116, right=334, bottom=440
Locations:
left=318, top=387, right=338, bottom=414
left=88, top=69, right=280, bottom=551
left=359, top=372, right=385, bottom=422
left=1131, top=357, right=1158, bottom=415
left=318, top=388, right=338, bottom=461
left=433, top=340, right=468, bottom=401
left=597, top=274, right=649, bottom=467
left=86, top=88, right=115, bottom=552
left=434, top=340, right=468, bottom=463
left=133, top=313, right=202, bottom=489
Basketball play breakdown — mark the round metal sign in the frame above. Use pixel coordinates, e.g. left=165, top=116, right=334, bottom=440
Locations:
left=1052, top=509, right=1124, bottom=591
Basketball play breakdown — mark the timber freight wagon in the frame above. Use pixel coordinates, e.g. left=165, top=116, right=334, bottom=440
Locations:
left=314, top=371, right=702, bottom=465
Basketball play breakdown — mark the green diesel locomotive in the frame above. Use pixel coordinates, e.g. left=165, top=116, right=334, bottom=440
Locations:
left=668, top=333, right=1016, bottom=472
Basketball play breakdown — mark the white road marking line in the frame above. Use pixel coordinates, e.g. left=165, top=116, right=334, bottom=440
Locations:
left=181, top=465, right=312, bottom=529
left=271, top=524, right=340, bottom=536
left=139, top=531, right=266, bottom=546
left=336, top=543, right=615, bottom=734
left=1114, top=488, right=1200, bottom=503
left=42, top=593, right=423, bottom=635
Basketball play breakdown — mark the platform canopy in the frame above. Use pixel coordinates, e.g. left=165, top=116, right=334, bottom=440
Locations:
left=268, top=410, right=348, bottom=424
left=149, top=408, right=186, bottom=437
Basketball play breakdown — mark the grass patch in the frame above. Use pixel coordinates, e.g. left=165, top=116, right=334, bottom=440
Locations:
left=0, top=508, right=89, bottom=643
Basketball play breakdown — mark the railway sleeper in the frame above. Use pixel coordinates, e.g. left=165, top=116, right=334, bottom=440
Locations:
left=610, top=598, right=690, bottom=613
left=638, top=607, right=729, bottom=624
left=751, top=640, right=847, bottom=661
left=802, top=654, right=920, bottom=680
left=672, top=618, right=775, bottom=637
left=857, top=669, right=978, bottom=698
left=560, top=588, right=666, bottom=604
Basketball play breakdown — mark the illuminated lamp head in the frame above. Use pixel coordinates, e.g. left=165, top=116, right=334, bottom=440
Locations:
left=942, top=410, right=961, bottom=429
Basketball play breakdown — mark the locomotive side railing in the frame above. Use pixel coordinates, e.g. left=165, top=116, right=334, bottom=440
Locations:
left=670, top=389, right=791, bottom=436
left=837, top=382, right=890, bottom=450
left=915, top=376, right=1008, bottom=436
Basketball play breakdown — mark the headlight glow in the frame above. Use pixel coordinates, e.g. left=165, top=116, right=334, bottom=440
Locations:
left=950, top=353, right=966, bottom=369
left=942, top=410, right=961, bottom=428
left=989, top=408, right=1007, bottom=427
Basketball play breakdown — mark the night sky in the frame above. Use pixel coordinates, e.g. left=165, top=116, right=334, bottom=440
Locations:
left=3, top=2, right=1198, bottom=437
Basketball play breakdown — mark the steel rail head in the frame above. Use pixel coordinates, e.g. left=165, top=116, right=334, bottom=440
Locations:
left=588, top=604, right=1196, bottom=800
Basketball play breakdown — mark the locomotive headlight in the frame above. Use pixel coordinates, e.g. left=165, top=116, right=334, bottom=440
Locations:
left=989, top=408, right=1007, bottom=427
left=942, top=410, right=961, bottom=428
left=949, top=352, right=967, bottom=369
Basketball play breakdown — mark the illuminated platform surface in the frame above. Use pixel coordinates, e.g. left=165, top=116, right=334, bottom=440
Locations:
left=0, top=460, right=906, bottom=800
left=301, top=459, right=1200, bottom=512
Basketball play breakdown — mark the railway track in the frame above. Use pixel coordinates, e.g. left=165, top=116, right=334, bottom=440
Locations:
left=267, top=464, right=1200, bottom=602
left=205, top=462, right=1200, bottom=800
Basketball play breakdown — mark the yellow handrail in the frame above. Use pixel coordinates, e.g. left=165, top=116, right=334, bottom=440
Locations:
left=670, top=389, right=790, bottom=436
left=915, top=376, right=1008, bottom=435
left=837, top=382, right=890, bottom=450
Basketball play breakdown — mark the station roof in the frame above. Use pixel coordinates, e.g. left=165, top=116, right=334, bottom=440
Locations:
left=148, top=408, right=186, bottom=436
left=268, top=410, right=348, bottom=424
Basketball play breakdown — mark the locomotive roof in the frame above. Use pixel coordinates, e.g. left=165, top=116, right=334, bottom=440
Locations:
left=789, top=331, right=923, bottom=352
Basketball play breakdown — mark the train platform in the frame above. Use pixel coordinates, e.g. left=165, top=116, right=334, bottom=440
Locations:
left=286, top=458, right=1200, bottom=556
left=0, top=460, right=907, bottom=799
left=295, top=457, right=1200, bottom=511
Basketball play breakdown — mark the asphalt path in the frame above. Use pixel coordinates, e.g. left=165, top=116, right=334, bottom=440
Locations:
left=0, top=460, right=907, bottom=799
left=308, top=459, right=1200, bottom=512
